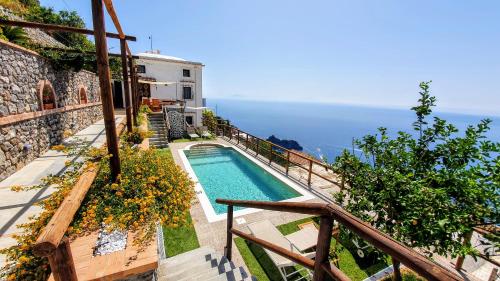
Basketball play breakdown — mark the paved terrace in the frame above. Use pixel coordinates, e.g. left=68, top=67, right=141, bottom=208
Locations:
left=0, top=116, right=124, bottom=267
left=168, top=137, right=342, bottom=270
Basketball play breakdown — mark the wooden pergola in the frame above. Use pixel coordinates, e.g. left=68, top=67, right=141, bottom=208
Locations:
left=1, top=1, right=141, bottom=280
left=0, top=0, right=139, bottom=181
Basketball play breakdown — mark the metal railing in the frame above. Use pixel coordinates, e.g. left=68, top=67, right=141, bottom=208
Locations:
left=213, top=123, right=340, bottom=187
left=217, top=199, right=463, bottom=281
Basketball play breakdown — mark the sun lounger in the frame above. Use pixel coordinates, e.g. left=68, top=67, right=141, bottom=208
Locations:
left=198, top=126, right=212, bottom=138
left=285, top=226, right=319, bottom=253
left=247, top=220, right=315, bottom=280
left=186, top=127, right=200, bottom=139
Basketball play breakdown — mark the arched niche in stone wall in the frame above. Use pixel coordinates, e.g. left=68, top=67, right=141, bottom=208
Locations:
left=78, top=85, right=88, bottom=104
left=37, top=80, right=57, bottom=110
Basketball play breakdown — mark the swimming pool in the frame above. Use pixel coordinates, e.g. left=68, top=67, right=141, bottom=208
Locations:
left=180, top=144, right=314, bottom=221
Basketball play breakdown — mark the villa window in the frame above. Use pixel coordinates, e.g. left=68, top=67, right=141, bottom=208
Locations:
left=185, top=116, right=193, bottom=125
left=183, top=69, right=191, bottom=77
left=38, top=80, right=57, bottom=110
left=79, top=87, right=88, bottom=104
left=183, top=86, right=192, bottom=99
left=136, top=65, right=146, bottom=73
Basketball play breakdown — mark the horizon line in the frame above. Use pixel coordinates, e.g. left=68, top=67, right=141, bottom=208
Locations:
left=205, top=96, right=500, bottom=118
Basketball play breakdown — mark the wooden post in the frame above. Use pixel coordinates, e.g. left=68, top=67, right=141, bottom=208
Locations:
left=286, top=151, right=290, bottom=175
left=129, top=57, right=138, bottom=126
left=120, top=39, right=132, bottom=132
left=225, top=205, right=234, bottom=261
left=392, top=258, right=402, bottom=281
left=455, top=230, right=474, bottom=270
left=307, top=159, right=313, bottom=186
left=92, top=0, right=120, bottom=180
left=246, top=133, right=249, bottom=149
left=488, top=268, right=498, bottom=281
left=312, top=216, right=333, bottom=281
left=237, top=129, right=240, bottom=144
left=47, top=236, right=78, bottom=281
left=269, top=143, right=272, bottom=165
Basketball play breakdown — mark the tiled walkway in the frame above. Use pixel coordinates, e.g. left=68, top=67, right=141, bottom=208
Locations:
left=0, top=116, right=124, bottom=267
left=168, top=138, right=339, bottom=271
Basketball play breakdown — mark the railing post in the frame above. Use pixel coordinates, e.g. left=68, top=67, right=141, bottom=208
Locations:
left=47, top=236, right=78, bottom=281
left=312, top=216, right=333, bottom=281
left=269, top=143, right=272, bottom=165
left=237, top=129, right=240, bottom=145
left=488, top=268, right=499, bottom=281
left=308, top=159, right=313, bottom=186
left=225, top=205, right=234, bottom=261
left=286, top=151, right=290, bottom=175
left=455, top=230, right=473, bottom=270
left=393, top=258, right=402, bottom=281
left=246, top=133, right=249, bottom=149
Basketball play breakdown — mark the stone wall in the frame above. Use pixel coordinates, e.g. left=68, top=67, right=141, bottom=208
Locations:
left=167, top=110, right=184, bottom=139
left=0, top=41, right=103, bottom=181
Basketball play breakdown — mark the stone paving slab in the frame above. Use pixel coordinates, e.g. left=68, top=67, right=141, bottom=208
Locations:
left=0, top=116, right=124, bottom=267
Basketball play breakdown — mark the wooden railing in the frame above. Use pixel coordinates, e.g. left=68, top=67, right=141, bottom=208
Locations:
left=214, top=123, right=339, bottom=187
left=216, top=199, right=463, bottom=281
left=31, top=120, right=126, bottom=281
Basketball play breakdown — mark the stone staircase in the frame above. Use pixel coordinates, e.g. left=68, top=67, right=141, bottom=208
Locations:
left=148, top=113, right=169, bottom=149
left=157, top=246, right=256, bottom=281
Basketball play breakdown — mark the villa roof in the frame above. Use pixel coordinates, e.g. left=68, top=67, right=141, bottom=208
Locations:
left=136, top=52, right=204, bottom=66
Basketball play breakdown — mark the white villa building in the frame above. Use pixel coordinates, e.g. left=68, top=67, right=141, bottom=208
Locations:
left=135, top=51, right=205, bottom=127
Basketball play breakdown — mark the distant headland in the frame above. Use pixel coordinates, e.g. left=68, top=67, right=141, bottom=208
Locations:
left=266, top=135, right=303, bottom=151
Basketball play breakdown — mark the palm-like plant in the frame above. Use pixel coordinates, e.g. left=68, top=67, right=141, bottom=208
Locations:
left=1, top=26, right=28, bottom=44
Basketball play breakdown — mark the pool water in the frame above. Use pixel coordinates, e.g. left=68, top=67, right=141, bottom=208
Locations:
left=185, top=146, right=301, bottom=214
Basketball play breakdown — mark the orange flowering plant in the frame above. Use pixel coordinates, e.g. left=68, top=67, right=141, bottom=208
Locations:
left=1, top=143, right=194, bottom=280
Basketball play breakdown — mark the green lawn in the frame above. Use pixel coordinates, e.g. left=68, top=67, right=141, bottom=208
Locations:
left=235, top=217, right=389, bottom=281
left=155, top=148, right=173, bottom=159
left=162, top=212, right=200, bottom=257
left=172, top=138, right=197, bottom=143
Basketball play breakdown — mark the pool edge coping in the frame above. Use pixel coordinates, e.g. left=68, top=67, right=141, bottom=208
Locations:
left=179, top=142, right=316, bottom=223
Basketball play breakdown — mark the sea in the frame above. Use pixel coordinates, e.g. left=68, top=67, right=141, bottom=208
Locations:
left=206, top=99, right=500, bottom=162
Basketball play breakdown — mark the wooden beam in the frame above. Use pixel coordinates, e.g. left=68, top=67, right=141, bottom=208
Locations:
left=120, top=39, right=133, bottom=132
left=33, top=166, right=98, bottom=256
left=102, top=0, right=133, bottom=56
left=40, top=46, right=139, bottom=59
left=215, top=199, right=330, bottom=216
left=0, top=18, right=136, bottom=41
left=326, top=204, right=462, bottom=281
left=92, top=0, right=121, bottom=180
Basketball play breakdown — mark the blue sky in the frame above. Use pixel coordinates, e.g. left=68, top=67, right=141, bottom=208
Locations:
left=40, top=0, right=500, bottom=116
